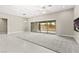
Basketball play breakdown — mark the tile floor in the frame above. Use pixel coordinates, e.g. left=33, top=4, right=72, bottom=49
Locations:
left=0, top=34, right=55, bottom=53
left=0, top=32, right=79, bottom=53
left=15, top=32, right=79, bottom=53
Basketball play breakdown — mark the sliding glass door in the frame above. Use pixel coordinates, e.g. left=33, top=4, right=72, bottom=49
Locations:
left=40, top=22, right=48, bottom=33
left=31, top=20, right=56, bottom=34
left=47, top=22, right=56, bottom=33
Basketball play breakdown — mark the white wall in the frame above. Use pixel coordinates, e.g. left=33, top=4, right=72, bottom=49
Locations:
left=56, top=9, right=74, bottom=36
left=74, top=5, right=79, bottom=44
left=28, top=9, right=74, bottom=37
left=0, top=12, right=27, bottom=34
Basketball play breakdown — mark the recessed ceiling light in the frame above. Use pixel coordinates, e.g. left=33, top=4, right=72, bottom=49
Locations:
left=42, top=11, right=46, bottom=14
left=39, top=8, right=44, bottom=11
left=24, top=21, right=27, bottom=22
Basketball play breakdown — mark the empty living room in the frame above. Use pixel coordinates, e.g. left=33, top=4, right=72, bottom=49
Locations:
left=0, top=5, right=79, bottom=53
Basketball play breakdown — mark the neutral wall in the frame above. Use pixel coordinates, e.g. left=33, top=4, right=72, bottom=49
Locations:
left=0, top=12, right=27, bottom=34
left=74, top=5, right=79, bottom=44
left=28, top=9, right=74, bottom=37
left=56, top=9, right=74, bottom=36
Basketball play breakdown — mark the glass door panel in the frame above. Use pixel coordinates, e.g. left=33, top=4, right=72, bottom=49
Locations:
left=40, top=22, right=48, bottom=33
left=47, top=22, right=56, bottom=33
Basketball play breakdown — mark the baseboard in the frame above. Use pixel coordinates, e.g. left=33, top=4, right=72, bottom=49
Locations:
left=56, top=34, right=74, bottom=37
left=7, top=31, right=24, bottom=34
left=0, top=32, right=7, bottom=34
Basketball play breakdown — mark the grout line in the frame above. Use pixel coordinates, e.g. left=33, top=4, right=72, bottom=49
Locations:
left=16, top=36, right=60, bottom=53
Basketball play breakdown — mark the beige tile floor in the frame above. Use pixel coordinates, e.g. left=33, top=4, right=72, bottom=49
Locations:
left=15, top=32, right=79, bottom=53
left=0, top=32, right=78, bottom=53
left=0, top=34, right=55, bottom=53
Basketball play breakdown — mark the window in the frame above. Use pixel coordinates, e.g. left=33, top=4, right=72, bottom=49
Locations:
left=31, top=20, right=56, bottom=34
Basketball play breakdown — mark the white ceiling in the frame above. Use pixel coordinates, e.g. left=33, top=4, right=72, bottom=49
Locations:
left=0, top=5, right=74, bottom=18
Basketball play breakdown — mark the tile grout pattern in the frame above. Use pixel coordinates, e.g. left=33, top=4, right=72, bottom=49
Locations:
left=15, top=32, right=79, bottom=53
left=0, top=34, right=55, bottom=53
left=17, top=36, right=59, bottom=53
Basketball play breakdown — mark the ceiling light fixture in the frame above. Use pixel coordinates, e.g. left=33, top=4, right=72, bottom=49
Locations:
left=40, top=5, right=52, bottom=14
left=40, top=5, right=52, bottom=10
left=42, top=11, right=46, bottom=14
left=39, top=8, right=44, bottom=11
left=24, top=21, right=27, bottom=22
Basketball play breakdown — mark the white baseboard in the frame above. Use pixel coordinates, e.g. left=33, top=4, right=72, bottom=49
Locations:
left=0, top=32, right=7, bottom=34
left=7, top=31, right=24, bottom=34
left=56, top=34, right=74, bottom=37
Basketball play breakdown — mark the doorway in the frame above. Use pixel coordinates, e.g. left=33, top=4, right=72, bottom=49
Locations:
left=0, top=18, right=7, bottom=34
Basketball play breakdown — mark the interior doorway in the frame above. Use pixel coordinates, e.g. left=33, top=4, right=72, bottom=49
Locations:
left=0, top=18, right=7, bottom=34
